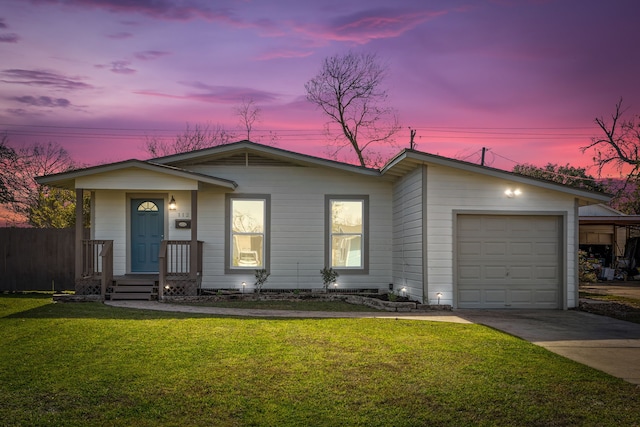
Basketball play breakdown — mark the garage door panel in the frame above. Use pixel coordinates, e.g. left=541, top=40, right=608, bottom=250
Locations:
left=536, top=266, right=558, bottom=280
left=459, top=242, right=482, bottom=255
left=485, top=266, right=508, bottom=279
left=457, top=215, right=561, bottom=309
left=485, top=217, right=508, bottom=232
left=485, top=242, right=508, bottom=256
left=485, top=289, right=507, bottom=304
left=510, top=242, right=533, bottom=256
left=536, top=242, right=559, bottom=256
left=510, top=266, right=533, bottom=279
left=459, top=289, right=481, bottom=304
left=458, top=267, right=481, bottom=282
left=510, top=290, right=533, bottom=304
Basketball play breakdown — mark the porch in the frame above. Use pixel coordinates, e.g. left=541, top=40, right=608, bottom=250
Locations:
left=76, top=239, right=203, bottom=300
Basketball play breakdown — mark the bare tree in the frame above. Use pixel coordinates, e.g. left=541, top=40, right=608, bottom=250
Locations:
left=145, top=122, right=234, bottom=157
left=513, top=163, right=604, bottom=192
left=235, top=98, right=261, bottom=141
left=583, top=99, right=640, bottom=179
left=0, top=134, right=17, bottom=204
left=305, top=51, right=400, bottom=167
left=0, top=140, right=83, bottom=227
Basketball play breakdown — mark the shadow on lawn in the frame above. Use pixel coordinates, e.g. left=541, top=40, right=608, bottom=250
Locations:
left=2, top=298, right=216, bottom=320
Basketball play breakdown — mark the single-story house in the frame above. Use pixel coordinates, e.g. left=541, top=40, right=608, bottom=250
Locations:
left=37, top=140, right=610, bottom=309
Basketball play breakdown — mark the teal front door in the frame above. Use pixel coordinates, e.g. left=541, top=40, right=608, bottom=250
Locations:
left=131, top=199, right=164, bottom=272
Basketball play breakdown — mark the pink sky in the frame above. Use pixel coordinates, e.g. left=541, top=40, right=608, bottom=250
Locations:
left=1, top=0, right=640, bottom=175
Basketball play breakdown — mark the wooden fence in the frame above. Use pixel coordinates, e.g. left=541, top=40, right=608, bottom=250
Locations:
left=0, top=228, right=79, bottom=292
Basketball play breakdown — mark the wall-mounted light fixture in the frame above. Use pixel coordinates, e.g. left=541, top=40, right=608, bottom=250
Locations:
left=333, top=282, right=339, bottom=289
left=436, top=292, right=442, bottom=304
left=242, top=282, right=246, bottom=294
left=169, top=195, right=177, bottom=210
left=504, top=188, right=522, bottom=198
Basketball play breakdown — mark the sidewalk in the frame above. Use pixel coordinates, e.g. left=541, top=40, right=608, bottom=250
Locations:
left=105, top=300, right=472, bottom=323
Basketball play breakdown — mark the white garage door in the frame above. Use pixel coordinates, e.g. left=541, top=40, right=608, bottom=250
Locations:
left=457, top=215, right=562, bottom=309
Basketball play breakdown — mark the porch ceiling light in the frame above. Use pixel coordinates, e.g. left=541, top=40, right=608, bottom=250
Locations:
left=169, top=195, right=177, bottom=210
left=504, top=188, right=522, bottom=198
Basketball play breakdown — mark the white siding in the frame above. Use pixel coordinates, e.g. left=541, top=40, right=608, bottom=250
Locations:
left=93, top=191, right=127, bottom=275
left=424, top=165, right=578, bottom=308
left=392, top=166, right=425, bottom=302
left=77, top=168, right=198, bottom=190
left=190, top=165, right=393, bottom=291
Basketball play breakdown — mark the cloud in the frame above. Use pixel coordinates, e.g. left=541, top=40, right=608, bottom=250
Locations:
left=10, top=95, right=72, bottom=108
left=0, top=69, right=93, bottom=90
left=110, top=60, right=136, bottom=74
left=29, top=0, right=239, bottom=23
left=95, top=60, right=136, bottom=74
left=134, top=82, right=278, bottom=104
left=0, top=33, right=19, bottom=43
left=107, top=31, right=133, bottom=39
left=134, top=50, right=170, bottom=61
left=0, top=17, right=8, bottom=29
left=255, top=49, right=314, bottom=61
left=296, top=8, right=447, bottom=44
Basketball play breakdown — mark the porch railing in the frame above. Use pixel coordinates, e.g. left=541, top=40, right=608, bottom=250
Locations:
left=80, top=239, right=113, bottom=300
left=158, top=240, right=203, bottom=298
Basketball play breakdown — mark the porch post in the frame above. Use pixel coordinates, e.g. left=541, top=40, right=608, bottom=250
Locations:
left=75, top=188, right=83, bottom=281
left=190, top=189, right=198, bottom=280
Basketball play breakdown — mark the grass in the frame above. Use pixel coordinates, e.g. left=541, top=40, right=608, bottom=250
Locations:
left=177, top=299, right=381, bottom=312
left=2, top=293, right=640, bottom=426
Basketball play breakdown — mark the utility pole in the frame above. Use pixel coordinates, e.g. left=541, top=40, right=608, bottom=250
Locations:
left=409, top=128, right=416, bottom=150
left=481, top=147, right=486, bottom=166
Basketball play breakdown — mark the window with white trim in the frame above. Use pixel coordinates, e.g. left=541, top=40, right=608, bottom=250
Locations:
left=325, top=195, right=369, bottom=273
left=226, top=194, right=270, bottom=272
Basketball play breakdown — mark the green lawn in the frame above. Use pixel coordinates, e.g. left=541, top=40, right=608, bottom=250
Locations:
left=177, top=298, right=382, bottom=311
left=2, top=294, right=640, bottom=426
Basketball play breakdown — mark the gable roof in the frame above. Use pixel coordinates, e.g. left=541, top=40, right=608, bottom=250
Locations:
left=35, top=159, right=238, bottom=190
left=151, top=140, right=381, bottom=177
left=381, top=149, right=611, bottom=204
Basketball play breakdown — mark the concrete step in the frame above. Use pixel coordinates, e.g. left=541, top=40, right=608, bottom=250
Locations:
left=116, top=279, right=157, bottom=286
left=112, top=285, right=155, bottom=293
left=110, top=292, right=155, bottom=301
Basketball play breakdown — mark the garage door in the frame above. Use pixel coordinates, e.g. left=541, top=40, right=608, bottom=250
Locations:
left=457, top=215, right=562, bottom=309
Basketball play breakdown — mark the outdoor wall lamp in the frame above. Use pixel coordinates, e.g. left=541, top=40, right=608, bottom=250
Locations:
left=169, top=195, right=177, bottom=210
left=436, top=292, right=442, bottom=304
left=242, top=282, right=246, bottom=293
left=333, top=282, right=339, bottom=288
left=504, top=188, right=522, bottom=198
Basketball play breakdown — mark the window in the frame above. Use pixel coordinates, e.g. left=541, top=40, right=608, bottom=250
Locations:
left=137, top=201, right=158, bottom=212
left=226, top=195, right=270, bottom=272
left=325, top=195, right=369, bottom=273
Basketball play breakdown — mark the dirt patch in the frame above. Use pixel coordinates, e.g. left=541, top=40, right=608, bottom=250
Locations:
left=579, top=297, right=640, bottom=324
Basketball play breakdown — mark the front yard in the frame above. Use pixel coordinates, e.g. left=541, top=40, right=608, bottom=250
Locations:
left=1, top=293, right=639, bottom=426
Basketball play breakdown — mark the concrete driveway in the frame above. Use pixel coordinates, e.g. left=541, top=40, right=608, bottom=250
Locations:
left=457, top=309, right=640, bottom=385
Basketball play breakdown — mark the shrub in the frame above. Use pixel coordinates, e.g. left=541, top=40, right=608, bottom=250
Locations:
left=320, top=267, right=339, bottom=292
left=254, top=269, right=270, bottom=296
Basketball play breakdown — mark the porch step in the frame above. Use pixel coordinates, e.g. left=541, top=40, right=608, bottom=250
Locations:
left=110, top=292, right=155, bottom=301
left=109, top=279, right=157, bottom=301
